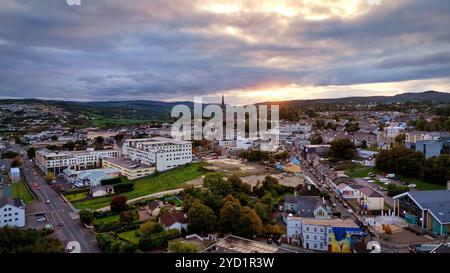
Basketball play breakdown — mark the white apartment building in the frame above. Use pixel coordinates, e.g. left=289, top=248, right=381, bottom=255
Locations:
left=0, top=196, right=26, bottom=228
left=286, top=217, right=363, bottom=252
left=36, top=148, right=120, bottom=175
left=122, top=137, right=192, bottom=172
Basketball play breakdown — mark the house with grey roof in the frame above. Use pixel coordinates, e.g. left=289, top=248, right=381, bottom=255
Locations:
left=284, top=196, right=330, bottom=220
left=393, top=190, right=450, bottom=236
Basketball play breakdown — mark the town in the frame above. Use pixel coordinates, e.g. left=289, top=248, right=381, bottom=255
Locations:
left=1, top=92, right=449, bottom=254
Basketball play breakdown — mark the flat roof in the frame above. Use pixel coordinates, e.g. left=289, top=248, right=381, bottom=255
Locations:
left=202, top=235, right=296, bottom=253
left=302, top=218, right=359, bottom=228
left=103, top=157, right=152, bottom=169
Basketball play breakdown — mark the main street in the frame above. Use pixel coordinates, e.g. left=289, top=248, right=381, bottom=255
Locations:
left=15, top=144, right=100, bottom=253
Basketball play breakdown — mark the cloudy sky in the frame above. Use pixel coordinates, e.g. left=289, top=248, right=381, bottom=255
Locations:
left=0, top=0, right=449, bottom=104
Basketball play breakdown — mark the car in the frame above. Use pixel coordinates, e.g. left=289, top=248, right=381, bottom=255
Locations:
left=58, top=221, right=64, bottom=227
left=367, top=179, right=375, bottom=183
left=342, top=203, right=349, bottom=209
left=46, top=200, right=51, bottom=204
left=347, top=209, right=354, bottom=214
left=278, top=205, right=283, bottom=212
left=363, top=177, right=371, bottom=181
left=332, top=203, right=337, bottom=208
left=379, top=178, right=389, bottom=183
left=408, top=184, right=416, bottom=188
left=37, top=217, right=47, bottom=222
left=386, top=173, right=396, bottom=178
left=384, top=181, right=390, bottom=185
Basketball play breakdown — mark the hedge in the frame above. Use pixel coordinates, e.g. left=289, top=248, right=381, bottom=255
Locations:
left=101, top=177, right=123, bottom=186
left=113, top=182, right=135, bottom=194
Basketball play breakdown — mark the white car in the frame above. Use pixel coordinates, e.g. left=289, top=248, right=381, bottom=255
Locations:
left=386, top=173, right=396, bottom=178
left=408, top=184, right=416, bottom=188
left=367, top=179, right=375, bottom=183
left=363, top=177, right=371, bottom=181
left=37, top=217, right=47, bottom=222
left=46, top=200, right=51, bottom=204
left=347, top=209, right=354, bottom=214
left=379, top=178, right=389, bottom=183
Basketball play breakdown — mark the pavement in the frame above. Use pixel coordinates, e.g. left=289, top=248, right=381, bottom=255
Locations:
left=13, top=144, right=100, bottom=253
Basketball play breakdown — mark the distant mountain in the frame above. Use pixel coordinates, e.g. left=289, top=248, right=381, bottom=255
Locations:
left=257, top=91, right=450, bottom=106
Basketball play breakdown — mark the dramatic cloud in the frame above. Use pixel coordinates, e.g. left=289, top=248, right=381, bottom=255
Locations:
left=0, top=0, right=449, bottom=103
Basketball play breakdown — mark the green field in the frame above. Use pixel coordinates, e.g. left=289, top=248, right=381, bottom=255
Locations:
left=64, top=191, right=89, bottom=202
left=11, top=181, right=35, bottom=204
left=118, top=230, right=140, bottom=245
left=72, top=163, right=206, bottom=210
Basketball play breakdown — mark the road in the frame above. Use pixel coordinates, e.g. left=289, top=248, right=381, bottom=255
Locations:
left=15, top=144, right=100, bottom=253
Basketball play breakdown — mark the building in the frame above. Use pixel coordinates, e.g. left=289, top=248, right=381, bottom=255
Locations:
left=86, top=130, right=118, bottom=140
left=301, top=145, right=331, bottom=161
left=393, top=190, right=450, bottom=236
left=35, top=148, right=120, bottom=175
left=405, top=131, right=449, bottom=143
left=286, top=217, right=364, bottom=252
left=102, top=157, right=155, bottom=180
left=202, top=234, right=296, bottom=253
left=63, top=167, right=120, bottom=187
left=218, top=139, right=236, bottom=148
left=284, top=196, right=330, bottom=219
left=122, top=137, right=192, bottom=172
left=357, top=186, right=384, bottom=211
left=0, top=196, right=25, bottom=227
left=10, top=167, right=21, bottom=182
left=159, top=210, right=189, bottom=231
left=406, top=137, right=450, bottom=159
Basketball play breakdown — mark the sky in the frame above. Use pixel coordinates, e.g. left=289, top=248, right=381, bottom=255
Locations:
left=0, top=0, right=449, bottom=104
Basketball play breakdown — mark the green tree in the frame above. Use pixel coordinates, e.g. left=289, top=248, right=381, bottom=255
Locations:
left=203, top=173, right=232, bottom=196
left=139, top=221, right=164, bottom=237
left=310, top=134, right=323, bottom=145
left=27, top=147, right=36, bottom=159
left=218, top=195, right=242, bottom=234
left=422, top=155, right=450, bottom=185
left=235, top=206, right=263, bottom=239
left=329, top=138, right=356, bottom=160
left=254, top=202, right=270, bottom=222
left=79, top=209, right=94, bottom=225
left=187, top=201, right=217, bottom=234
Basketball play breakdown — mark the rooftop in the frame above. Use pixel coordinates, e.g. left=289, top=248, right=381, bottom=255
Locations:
left=202, top=235, right=296, bottom=253
left=103, top=157, right=152, bottom=169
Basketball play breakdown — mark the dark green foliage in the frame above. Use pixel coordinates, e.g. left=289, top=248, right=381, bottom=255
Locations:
left=101, top=177, right=123, bottom=185
left=113, top=182, right=134, bottom=194
left=0, top=227, right=64, bottom=253
left=329, top=138, right=357, bottom=160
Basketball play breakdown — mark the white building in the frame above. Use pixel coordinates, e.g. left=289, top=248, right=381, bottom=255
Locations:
left=286, top=217, right=363, bottom=252
left=62, top=167, right=120, bottom=187
left=122, top=137, right=192, bottom=172
left=10, top=167, right=21, bottom=182
left=36, top=148, right=121, bottom=175
left=0, top=196, right=26, bottom=228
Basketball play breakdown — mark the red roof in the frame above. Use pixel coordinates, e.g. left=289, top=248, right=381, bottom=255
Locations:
left=160, top=211, right=188, bottom=227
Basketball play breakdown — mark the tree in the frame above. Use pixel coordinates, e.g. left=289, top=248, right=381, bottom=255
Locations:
left=395, top=133, right=406, bottom=145
left=79, top=209, right=94, bottom=225
left=228, top=175, right=251, bottom=194
left=44, top=172, right=55, bottom=184
left=376, top=146, right=425, bottom=178
left=422, top=155, right=450, bottom=185
left=203, top=173, right=232, bottom=196
left=254, top=202, right=270, bottom=222
left=218, top=195, right=242, bottom=234
left=11, top=156, right=22, bottom=167
left=345, top=123, right=360, bottom=133
left=0, top=227, right=64, bottom=253
left=168, top=240, right=199, bottom=253
left=110, top=195, right=128, bottom=213
left=329, top=138, right=356, bottom=160
left=187, top=201, right=217, bottom=234
left=235, top=206, right=263, bottom=239
left=139, top=221, right=164, bottom=237
left=27, top=147, right=36, bottom=159
left=119, top=209, right=138, bottom=222
left=264, top=224, right=284, bottom=237
left=360, top=140, right=368, bottom=149
left=62, top=141, right=75, bottom=151
left=310, top=134, right=323, bottom=145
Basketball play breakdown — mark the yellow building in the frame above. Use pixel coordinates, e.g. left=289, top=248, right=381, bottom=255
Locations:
left=102, top=157, right=154, bottom=180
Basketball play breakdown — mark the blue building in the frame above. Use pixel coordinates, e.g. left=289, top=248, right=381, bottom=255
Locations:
left=406, top=137, right=450, bottom=159
left=393, top=190, right=450, bottom=236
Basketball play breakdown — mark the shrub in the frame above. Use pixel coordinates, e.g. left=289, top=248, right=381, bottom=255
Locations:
left=113, top=182, right=134, bottom=194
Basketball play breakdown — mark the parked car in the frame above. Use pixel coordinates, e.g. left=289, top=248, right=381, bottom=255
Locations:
left=363, top=177, right=371, bottom=181
left=367, top=179, right=375, bottom=183
left=46, top=200, right=51, bottom=204
left=58, top=221, right=64, bottom=227
left=347, top=209, right=354, bottom=214
left=37, top=217, right=47, bottom=222
left=408, top=184, right=416, bottom=188
left=379, top=178, right=389, bottom=183
left=386, top=173, right=396, bottom=178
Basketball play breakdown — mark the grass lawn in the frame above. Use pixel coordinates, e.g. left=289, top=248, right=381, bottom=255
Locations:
left=64, top=192, right=89, bottom=202
left=118, top=230, right=140, bottom=245
left=11, top=181, right=35, bottom=204
left=397, top=175, right=445, bottom=191
left=72, top=162, right=207, bottom=210
left=93, top=214, right=120, bottom=225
